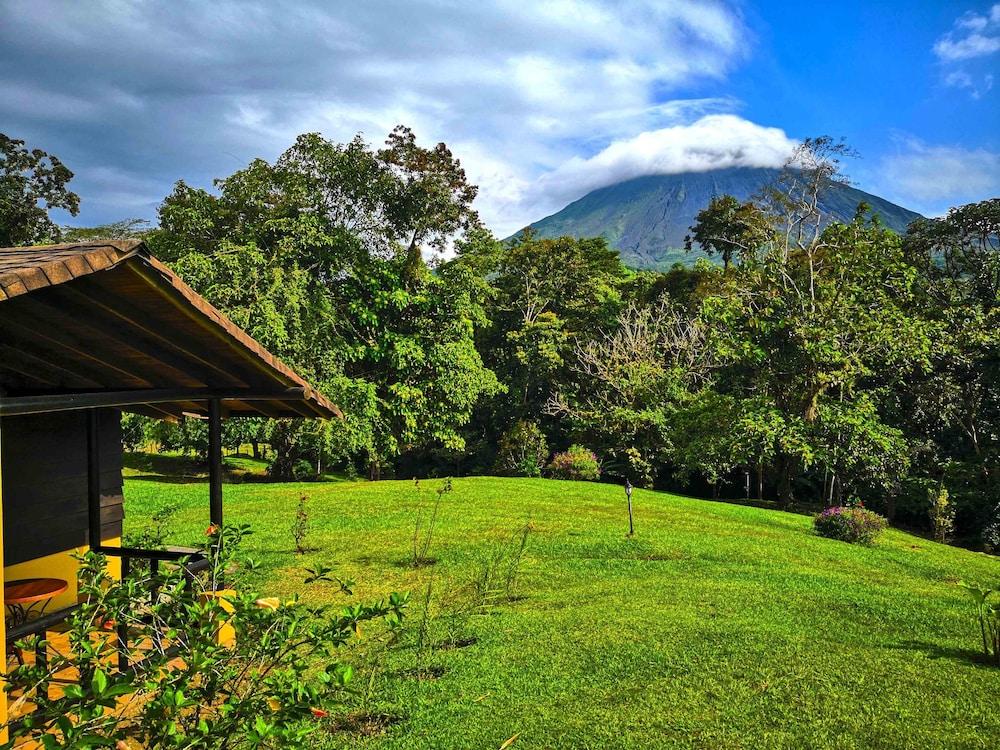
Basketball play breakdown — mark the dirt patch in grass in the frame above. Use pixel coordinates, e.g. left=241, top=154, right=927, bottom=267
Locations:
left=328, top=711, right=403, bottom=738
left=436, top=636, right=478, bottom=650
left=399, top=665, right=447, bottom=680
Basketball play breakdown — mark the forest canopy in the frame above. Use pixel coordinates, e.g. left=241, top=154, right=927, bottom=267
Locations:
left=4, top=129, right=998, bottom=548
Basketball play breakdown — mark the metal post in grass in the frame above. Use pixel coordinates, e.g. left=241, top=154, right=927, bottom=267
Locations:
left=625, top=479, right=634, bottom=537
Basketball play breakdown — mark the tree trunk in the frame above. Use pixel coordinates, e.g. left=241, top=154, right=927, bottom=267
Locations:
left=251, top=440, right=261, bottom=460
left=776, top=454, right=795, bottom=508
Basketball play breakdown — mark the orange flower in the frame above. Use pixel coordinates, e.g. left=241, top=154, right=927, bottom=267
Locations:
left=310, top=707, right=328, bottom=719
left=206, top=524, right=219, bottom=536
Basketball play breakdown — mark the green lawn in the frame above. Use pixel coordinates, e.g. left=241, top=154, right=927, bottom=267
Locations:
left=123, top=460, right=1000, bottom=749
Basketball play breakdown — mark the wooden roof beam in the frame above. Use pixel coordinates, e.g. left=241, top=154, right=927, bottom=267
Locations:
left=9, top=293, right=214, bottom=389
left=63, top=281, right=252, bottom=388
left=0, top=315, right=158, bottom=388
left=0, top=387, right=312, bottom=416
left=0, top=343, right=102, bottom=389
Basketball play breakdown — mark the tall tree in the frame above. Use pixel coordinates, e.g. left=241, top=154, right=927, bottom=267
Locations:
left=899, top=199, right=1000, bottom=536
left=151, top=129, right=498, bottom=478
left=0, top=132, right=80, bottom=246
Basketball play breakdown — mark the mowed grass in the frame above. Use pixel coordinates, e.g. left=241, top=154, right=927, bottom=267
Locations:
left=123, top=458, right=1000, bottom=749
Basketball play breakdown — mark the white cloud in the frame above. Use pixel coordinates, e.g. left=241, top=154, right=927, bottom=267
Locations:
left=935, top=32, right=1000, bottom=61
left=522, top=115, right=797, bottom=219
left=933, top=4, right=1000, bottom=96
left=878, top=138, right=1000, bottom=215
left=0, top=0, right=750, bottom=237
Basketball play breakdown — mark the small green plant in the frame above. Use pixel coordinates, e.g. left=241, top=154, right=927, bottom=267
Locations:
left=292, top=494, right=310, bottom=554
left=411, top=478, right=452, bottom=567
left=928, top=485, right=954, bottom=544
left=814, top=505, right=887, bottom=545
left=470, top=522, right=533, bottom=611
left=957, top=582, right=1000, bottom=667
left=123, top=501, right=180, bottom=550
left=1, top=525, right=408, bottom=748
left=548, top=445, right=601, bottom=481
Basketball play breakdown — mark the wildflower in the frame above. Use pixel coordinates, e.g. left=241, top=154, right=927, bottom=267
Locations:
left=310, top=707, right=329, bottom=718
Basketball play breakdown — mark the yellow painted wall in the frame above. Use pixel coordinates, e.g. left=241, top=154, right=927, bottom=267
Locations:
left=2, top=537, right=123, bottom=613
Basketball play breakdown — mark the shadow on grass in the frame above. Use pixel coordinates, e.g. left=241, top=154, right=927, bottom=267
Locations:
left=124, top=451, right=281, bottom=484
left=889, top=640, right=998, bottom=669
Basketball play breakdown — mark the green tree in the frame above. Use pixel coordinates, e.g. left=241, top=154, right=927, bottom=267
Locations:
left=455, top=232, right=630, bottom=457
left=548, top=299, right=710, bottom=485
left=899, top=198, right=1000, bottom=538
left=150, top=129, right=498, bottom=478
left=685, top=194, right=776, bottom=269
left=0, top=132, right=80, bottom=246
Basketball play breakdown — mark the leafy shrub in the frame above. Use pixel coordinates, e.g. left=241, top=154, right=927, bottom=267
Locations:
left=928, top=485, right=955, bottom=543
left=292, top=458, right=317, bottom=481
left=2, top=525, right=408, bottom=747
left=983, top=518, right=1000, bottom=554
left=958, top=582, right=1000, bottom=667
left=495, top=420, right=548, bottom=477
left=548, top=445, right=601, bottom=481
left=813, top=505, right=888, bottom=545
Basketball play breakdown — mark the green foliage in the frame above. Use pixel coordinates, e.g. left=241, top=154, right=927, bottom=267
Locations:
left=411, top=478, right=452, bottom=567
left=547, top=445, right=600, bottom=481
left=928, top=486, right=955, bottom=544
left=120, top=412, right=148, bottom=452
left=0, top=132, right=79, bottom=246
left=1, top=525, right=407, bottom=748
left=957, top=582, right=1000, bottom=667
left=149, top=128, right=499, bottom=478
left=495, top=421, right=548, bottom=477
left=685, top=194, right=776, bottom=268
left=292, top=495, right=310, bottom=554
left=813, top=505, right=888, bottom=545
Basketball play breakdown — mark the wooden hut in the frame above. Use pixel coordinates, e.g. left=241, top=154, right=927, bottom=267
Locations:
left=0, top=240, right=339, bottom=734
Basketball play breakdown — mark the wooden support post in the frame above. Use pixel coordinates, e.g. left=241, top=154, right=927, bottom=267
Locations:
left=208, top=398, right=223, bottom=529
left=87, top=409, right=101, bottom=550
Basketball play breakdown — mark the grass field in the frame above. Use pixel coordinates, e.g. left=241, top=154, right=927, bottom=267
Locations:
left=123, top=455, right=1000, bottom=749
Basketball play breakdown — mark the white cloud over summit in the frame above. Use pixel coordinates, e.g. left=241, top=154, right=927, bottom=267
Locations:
left=527, top=115, right=797, bottom=217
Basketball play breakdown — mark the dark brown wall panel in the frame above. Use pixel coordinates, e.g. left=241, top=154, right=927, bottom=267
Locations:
left=1, top=408, right=123, bottom=566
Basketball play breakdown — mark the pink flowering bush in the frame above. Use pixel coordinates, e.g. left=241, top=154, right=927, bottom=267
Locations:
left=814, top=505, right=888, bottom=545
left=548, top=445, right=601, bottom=481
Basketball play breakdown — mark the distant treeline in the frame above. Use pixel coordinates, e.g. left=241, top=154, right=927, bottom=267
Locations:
left=4, top=129, right=997, bottom=547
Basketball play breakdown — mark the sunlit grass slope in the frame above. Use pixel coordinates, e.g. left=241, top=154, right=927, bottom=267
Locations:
left=124, top=460, right=999, bottom=749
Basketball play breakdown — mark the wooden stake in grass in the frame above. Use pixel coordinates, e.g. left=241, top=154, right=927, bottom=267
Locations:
left=625, top=479, right=634, bottom=537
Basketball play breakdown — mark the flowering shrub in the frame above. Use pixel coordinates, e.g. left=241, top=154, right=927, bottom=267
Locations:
left=813, top=505, right=888, bottom=545
left=548, top=445, right=601, bottom=481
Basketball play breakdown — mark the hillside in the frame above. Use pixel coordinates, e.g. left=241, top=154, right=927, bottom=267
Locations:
left=125, top=467, right=1000, bottom=749
left=519, top=167, right=923, bottom=269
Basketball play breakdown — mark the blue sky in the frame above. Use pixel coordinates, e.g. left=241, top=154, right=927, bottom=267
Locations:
left=0, top=0, right=996, bottom=237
